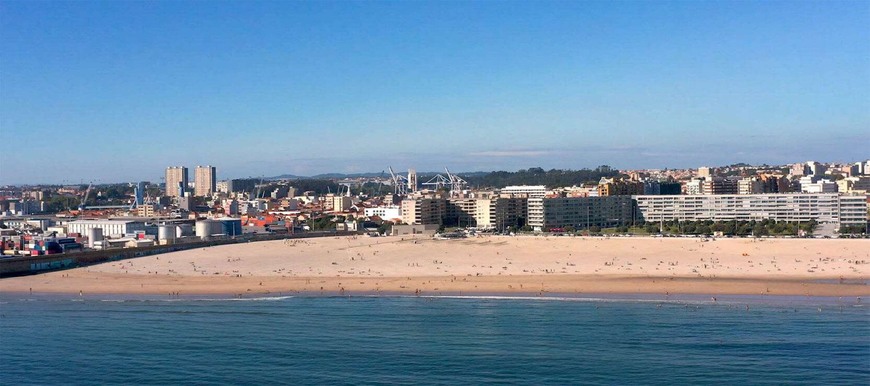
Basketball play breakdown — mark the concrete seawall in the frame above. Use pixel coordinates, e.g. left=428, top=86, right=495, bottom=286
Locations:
left=0, top=231, right=359, bottom=277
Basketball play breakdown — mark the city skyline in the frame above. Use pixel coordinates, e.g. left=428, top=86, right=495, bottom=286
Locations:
left=3, top=158, right=869, bottom=187
left=2, top=1, right=868, bottom=185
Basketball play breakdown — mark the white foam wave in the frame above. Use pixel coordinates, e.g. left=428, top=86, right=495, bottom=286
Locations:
left=371, top=294, right=716, bottom=305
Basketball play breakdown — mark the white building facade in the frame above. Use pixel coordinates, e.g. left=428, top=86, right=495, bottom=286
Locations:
left=364, top=206, right=402, bottom=221
left=66, top=220, right=147, bottom=237
left=634, top=194, right=867, bottom=227
left=499, top=185, right=547, bottom=198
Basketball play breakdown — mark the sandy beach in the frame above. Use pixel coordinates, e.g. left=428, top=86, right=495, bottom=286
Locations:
left=2, top=236, right=868, bottom=297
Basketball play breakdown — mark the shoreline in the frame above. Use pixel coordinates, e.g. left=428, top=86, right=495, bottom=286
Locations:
left=2, top=288, right=866, bottom=310
left=2, top=273, right=867, bottom=298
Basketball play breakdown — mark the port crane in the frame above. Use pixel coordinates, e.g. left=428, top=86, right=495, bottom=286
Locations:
left=421, top=167, right=468, bottom=195
left=388, top=166, right=409, bottom=196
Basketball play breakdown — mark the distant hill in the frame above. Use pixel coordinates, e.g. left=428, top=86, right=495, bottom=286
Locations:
left=267, top=171, right=480, bottom=180
left=266, top=168, right=619, bottom=188
left=265, top=174, right=303, bottom=180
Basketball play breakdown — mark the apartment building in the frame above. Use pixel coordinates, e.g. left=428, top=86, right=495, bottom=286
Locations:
left=331, top=196, right=352, bottom=212
left=758, top=174, right=790, bottom=193
left=474, top=196, right=528, bottom=230
left=499, top=185, right=547, bottom=198
left=738, top=178, right=764, bottom=195
left=683, top=177, right=739, bottom=195
left=445, top=198, right=477, bottom=226
left=597, top=178, right=644, bottom=196
left=165, top=166, right=189, bottom=197
left=400, top=198, right=446, bottom=225
left=839, top=195, right=869, bottom=226
left=527, top=196, right=635, bottom=231
left=364, top=206, right=402, bottom=221
left=706, top=178, right=739, bottom=195
left=194, top=166, right=217, bottom=197
left=837, top=177, right=870, bottom=194
left=634, top=194, right=867, bottom=227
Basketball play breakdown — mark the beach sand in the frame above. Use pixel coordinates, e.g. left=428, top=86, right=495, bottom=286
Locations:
left=2, top=236, right=868, bottom=297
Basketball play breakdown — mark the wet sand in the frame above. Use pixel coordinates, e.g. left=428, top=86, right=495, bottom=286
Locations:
left=2, top=236, right=868, bottom=297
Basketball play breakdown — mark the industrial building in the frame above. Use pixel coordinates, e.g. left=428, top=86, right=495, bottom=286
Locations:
left=66, top=220, right=147, bottom=237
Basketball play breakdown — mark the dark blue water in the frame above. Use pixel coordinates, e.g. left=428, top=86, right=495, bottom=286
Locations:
left=1, top=295, right=867, bottom=385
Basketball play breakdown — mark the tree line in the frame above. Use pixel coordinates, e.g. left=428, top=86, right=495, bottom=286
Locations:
left=463, top=167, right=620, bottom=189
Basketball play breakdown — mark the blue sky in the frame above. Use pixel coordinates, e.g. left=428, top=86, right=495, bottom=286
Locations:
left=1, top=0, right=868, bottom=184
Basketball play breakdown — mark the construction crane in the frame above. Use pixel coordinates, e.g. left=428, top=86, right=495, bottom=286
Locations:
left=254, top=176, right=265, bottom=199
left=77, top=182, right=94, bottom=211
left=128, top=182, right=137, bottom=210
left=377, top=170, right=386, bottom=195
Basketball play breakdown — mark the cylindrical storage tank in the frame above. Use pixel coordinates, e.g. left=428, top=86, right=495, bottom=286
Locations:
left=209, top=221, right=223, bottom=237
left=219, top=218, right=243, bottom=237
left=88, top=228, right=103, bottom=249
left=158, top=225, right=177, bottom=242
left=196, top=220, right=221, bottom=240
left=176, top=224, right=193, bottom=238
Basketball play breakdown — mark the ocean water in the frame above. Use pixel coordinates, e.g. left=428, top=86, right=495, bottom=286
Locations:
left=0, top=295, right=867, bottom=385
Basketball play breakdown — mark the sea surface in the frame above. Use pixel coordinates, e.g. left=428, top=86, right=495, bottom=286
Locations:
left=0, top=294, right=867, bottom=385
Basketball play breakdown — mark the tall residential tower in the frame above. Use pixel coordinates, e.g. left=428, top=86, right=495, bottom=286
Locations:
left=165, top=166, right=189, bottom=197
left=195, top=165, right=217, bottom=197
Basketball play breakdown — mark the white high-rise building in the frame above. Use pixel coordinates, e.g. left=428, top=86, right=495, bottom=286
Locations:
left=805, top=161, right=826, bottom=176
left=800, top=177, right=837, bottom=193
left=500, top=185, right=548, bottom=198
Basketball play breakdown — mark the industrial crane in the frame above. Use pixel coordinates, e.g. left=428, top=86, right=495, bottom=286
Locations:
left=388, top=166, right=409, bottom=196
left=422, top=168, right=468, bottom=195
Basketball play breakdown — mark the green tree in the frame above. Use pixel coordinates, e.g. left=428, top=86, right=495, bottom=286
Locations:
left=377, top=221, right=393, bottom=235
left=752, top=224, right=768, bottom=236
